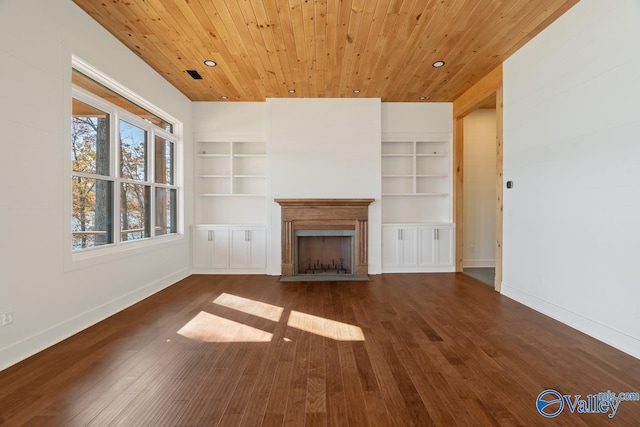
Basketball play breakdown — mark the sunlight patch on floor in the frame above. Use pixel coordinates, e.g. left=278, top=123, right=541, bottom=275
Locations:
left=287, top=310, right=365, bottom=341
left=213, top=292, right=283, bottom=322
left=177, top=311, right=273, bottom=343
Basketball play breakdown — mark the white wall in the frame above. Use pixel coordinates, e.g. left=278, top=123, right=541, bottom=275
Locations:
left=268, top=98, right=382, bottom=274
left=193, top=102, right=267, bottom=141
left=381, top=102, right=453, bottom=139
left=502, top=0, right=640, bottom=358
left=463, top=110, right=496, bottom=267
left=0, top=0, right=193, bottom=370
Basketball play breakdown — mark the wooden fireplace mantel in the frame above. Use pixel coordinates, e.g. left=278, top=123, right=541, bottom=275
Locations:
left=275, top=198, right=374, bottom=277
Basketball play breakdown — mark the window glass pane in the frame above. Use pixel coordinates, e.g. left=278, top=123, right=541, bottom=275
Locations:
left=155, top=188, right=177, bottom=236
left=120, top=183, right=151, bottom=241
left=73, top=69, right=173, bottom=133
left=72, top=99, right=110, bottom=175
left=120, top=120, right=147, bottom=181
left=154, top=136, right=174, bottom=185
left=71, top=177, right=113, bottom=250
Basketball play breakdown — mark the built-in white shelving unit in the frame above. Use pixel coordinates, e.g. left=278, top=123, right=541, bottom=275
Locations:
left=382, top=140, right=449, bottom=196
left=194, top=140, right=267, bottom=273
left=195, top=140, right=267, bottom=225
left=381, top=139, right=452, bottom=225
left=196, top=141, right=266, bottom=197
left=381, top=138, right=454, bottom=272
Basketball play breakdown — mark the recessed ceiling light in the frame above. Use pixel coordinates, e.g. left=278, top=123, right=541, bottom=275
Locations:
left=220, top=95, right=228, bottom=100
left=204, top=60, right=217, bottom=67
left=288, top=89, right=296, bottom=94
left=432, top=60, right=445, bottom=68
left=353, top=89, right=361, bottom=94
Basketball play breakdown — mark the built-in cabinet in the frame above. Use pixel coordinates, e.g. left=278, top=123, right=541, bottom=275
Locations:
left=381, top=138, right=455, bottom=272
left=382, top=224, right=454, bottom=272
left=193, top=140, right=267, bottom=273
left=192, top=225, right=266, bottom=272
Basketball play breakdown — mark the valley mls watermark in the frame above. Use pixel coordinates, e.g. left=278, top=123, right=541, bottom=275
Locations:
left=536, top=389, right=640, bottom=418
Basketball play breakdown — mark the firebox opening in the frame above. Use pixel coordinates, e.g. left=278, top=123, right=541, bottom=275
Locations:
left=295, top=229, right=355, bottom=276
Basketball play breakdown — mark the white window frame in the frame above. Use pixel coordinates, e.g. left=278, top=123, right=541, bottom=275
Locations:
left=67, top=57, right=183, bottom=268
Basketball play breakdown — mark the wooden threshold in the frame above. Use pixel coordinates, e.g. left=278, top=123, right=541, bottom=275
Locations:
left=0, top=274, right=638, bottom=425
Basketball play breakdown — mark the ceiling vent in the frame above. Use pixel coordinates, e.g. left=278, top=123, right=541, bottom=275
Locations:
left=186, top=70, right=203, bottom=80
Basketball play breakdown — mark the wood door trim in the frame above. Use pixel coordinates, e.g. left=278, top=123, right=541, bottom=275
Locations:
left=453, top=64, right=503, bottom=291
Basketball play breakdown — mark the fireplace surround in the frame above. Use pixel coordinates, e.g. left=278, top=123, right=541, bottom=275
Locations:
left=275, top=198, right=374, bottom=280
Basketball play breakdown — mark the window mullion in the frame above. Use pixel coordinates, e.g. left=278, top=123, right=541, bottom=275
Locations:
left=149, top=129, right=156, bottom=238
left=113, top=110, right=122, bottom=246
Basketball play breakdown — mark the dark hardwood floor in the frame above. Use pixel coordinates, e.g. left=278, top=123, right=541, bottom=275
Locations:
left=1, top=273, right=639, bottom=426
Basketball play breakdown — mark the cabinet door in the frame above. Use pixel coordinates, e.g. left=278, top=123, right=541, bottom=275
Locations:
left=246, top=228, right=266, bottom=268
left=230, top=229, right=249, bottom=268
left=210, top=228, right=230, bottom=268
left=419, top=227, right=436, bottom=266
left=193, top=228, right=213, bottom=268
left=434, top=227, right=453, bottom=266
left=382, top=227, right=401, bottom=267
left=399, top=227, right=418, bottom=266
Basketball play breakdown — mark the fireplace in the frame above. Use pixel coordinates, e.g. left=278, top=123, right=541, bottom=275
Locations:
left=275, top=198, right=374, bottom=280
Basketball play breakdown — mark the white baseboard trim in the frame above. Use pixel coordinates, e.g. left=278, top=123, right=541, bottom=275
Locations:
left=463, top=259, right=496, bottom=268
left=381, top=266, right=456, bottom=273
left=0, top=269, right=190, bottom=372
left=191, top=268, right=267, bottom=275
left=501, top=282, right=640, bottom=360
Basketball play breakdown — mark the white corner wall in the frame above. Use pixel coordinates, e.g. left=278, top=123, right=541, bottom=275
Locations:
left=381, top=102, right=453, bottom=139
left=193, top=102, right=267, bottom=141
left=0, top=0, right=193, bottom=370
left=502, top=0, right=640, bottom=358
left=463, top=110, right=496, bottom=267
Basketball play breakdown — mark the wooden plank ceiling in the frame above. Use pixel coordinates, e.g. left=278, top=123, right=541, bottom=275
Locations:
left=72, top=0, right=578, bottom=102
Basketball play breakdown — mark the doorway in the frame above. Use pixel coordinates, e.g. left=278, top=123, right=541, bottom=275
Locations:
left=462, top=110, right=497, bottom=286
left=452, top=64, right=503, bottom=291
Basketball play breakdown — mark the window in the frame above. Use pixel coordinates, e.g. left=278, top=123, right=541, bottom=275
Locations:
left=71, top=65, right=180, bottom=252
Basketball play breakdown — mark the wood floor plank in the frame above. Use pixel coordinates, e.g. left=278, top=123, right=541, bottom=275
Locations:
left=1, top=273, right=640, bottom=426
